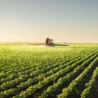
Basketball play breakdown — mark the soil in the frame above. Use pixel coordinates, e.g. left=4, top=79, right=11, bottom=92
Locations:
left=68, top=61, right=98, bottom=98
left=29, top=57, right=96, bottom=98
left=90, top=77, right=98, bottom=98
left=29, top=57, right=98, bottom=98
left=10, top=55, right=98, bottom=98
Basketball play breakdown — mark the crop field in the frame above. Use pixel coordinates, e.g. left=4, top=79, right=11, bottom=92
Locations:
left=0, top=43, right=98, bottom=98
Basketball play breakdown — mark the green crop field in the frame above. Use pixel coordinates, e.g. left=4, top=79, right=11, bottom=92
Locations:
left=0, top=43, right=98, bottom=98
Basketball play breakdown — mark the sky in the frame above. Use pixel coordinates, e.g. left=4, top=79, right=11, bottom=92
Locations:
left=0, top=0, right=98, bottom=42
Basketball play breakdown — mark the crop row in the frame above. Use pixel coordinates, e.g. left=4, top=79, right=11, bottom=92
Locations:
left=39, top=53, right=98, bottom=98
left=57, top=57, right=98, bottom=98
left=11, top=53, right=97, bottom=97
left=0, top=52, right=95, bottom=95
left=81, top=66, right=98, bottom=98
left=0, top=46, right=98, bottom=98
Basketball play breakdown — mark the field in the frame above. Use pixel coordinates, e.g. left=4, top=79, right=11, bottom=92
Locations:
left=0, top=43, right=98, bottom=98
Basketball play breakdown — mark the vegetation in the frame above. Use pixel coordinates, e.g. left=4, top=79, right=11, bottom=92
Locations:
left=0, top=43, right=98, bottom=98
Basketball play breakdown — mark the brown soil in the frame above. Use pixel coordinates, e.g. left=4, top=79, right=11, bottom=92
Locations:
left=29, top=57, right=96, bottom=98
left=29, top=57, right=98, bottom=98
left=90, top=77, right=98, bottom=98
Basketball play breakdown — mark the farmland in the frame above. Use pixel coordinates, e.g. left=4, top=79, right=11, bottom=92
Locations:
left=0, top=43, right=98, bottom=98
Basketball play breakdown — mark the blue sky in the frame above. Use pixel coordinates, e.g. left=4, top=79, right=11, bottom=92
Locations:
left=0, top=0, right=98, bottom=42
